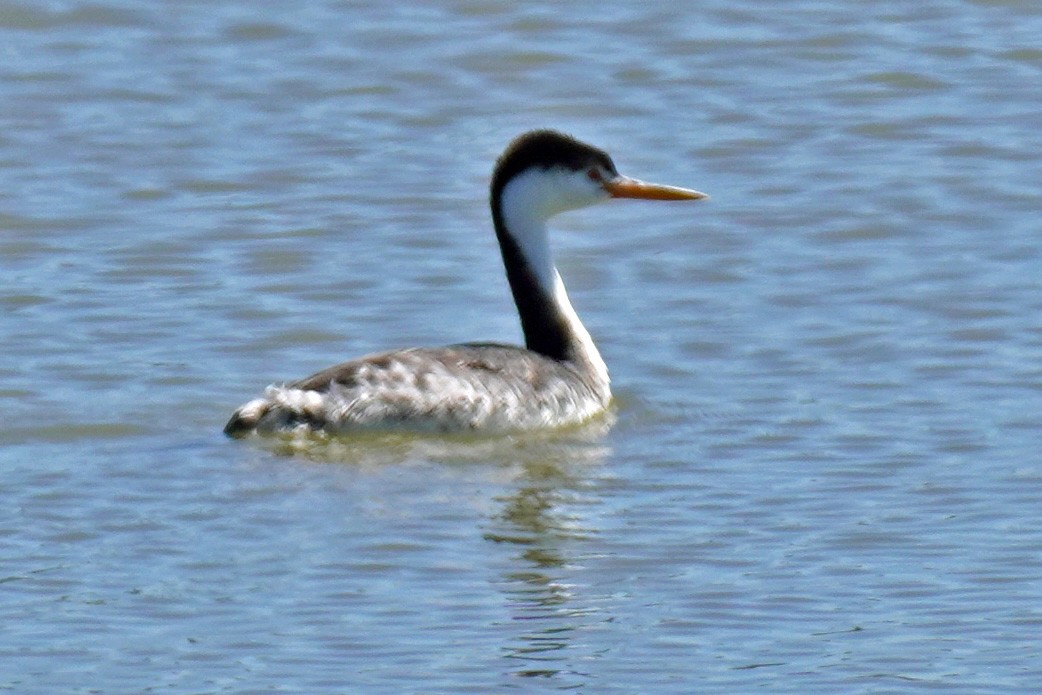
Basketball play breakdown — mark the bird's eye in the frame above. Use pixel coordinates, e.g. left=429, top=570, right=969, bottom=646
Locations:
left=587, top=168, right=603, bottom=182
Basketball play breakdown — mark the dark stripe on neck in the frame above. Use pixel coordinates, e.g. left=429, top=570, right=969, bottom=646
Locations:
left=492, top=204, right=576, bottom=362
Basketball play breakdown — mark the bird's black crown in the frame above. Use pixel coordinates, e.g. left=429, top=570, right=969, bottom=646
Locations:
left=490, top=130, right=617, bottom=203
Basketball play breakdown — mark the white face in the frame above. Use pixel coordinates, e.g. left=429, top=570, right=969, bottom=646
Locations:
left=502, top=165, right=612, bottom=221
left=497, top=163, right=615, bottom=297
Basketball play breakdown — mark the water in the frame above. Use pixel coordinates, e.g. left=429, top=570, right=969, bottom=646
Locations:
left=2, top=0, right=1041, bottom=691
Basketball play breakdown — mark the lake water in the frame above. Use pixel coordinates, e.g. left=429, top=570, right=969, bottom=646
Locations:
left=2, top=1, right=1041, bottom=692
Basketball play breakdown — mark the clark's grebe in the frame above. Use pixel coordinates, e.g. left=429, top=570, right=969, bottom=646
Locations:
left=224, top=130, right=706, bottom=437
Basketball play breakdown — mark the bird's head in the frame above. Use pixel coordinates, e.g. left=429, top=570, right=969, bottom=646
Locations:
left=491, top=130, right=706, bottom=221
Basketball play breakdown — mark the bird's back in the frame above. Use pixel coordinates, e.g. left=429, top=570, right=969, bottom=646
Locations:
left=223, top=343, right=609, bottom=437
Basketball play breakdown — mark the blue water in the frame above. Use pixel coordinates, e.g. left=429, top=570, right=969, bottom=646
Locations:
left=2, top=1, right=1041, bottom=692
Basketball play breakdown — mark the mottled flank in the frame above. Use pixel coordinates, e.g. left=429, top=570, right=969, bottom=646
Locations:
left=223, top=343, right=610, bottom=437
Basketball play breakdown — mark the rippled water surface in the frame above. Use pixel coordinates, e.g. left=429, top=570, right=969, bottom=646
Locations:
left=3, top=1, right=1041, bottom=692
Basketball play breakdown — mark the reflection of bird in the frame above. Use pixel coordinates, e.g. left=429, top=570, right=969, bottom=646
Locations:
left=225, top=130, right=706, bottom=437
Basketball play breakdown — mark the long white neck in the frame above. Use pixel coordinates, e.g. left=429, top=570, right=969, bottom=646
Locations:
left=500, top=182, right=556, bottom=293
left=496, top=171, right=610, bottom=393
left=547, top=269, right=610, bottom=389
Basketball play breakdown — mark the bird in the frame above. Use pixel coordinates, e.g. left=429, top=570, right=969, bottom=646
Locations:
left=224, top=129, right=706, bottom=438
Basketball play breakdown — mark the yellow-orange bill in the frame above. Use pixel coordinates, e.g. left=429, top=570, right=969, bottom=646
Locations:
left=604, top=176, right=708, bottom=201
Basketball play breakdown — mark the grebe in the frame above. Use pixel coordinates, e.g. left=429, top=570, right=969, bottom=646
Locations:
left=224, top=130, right=706, bottom=437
